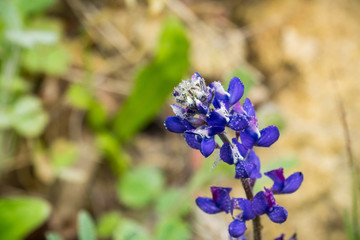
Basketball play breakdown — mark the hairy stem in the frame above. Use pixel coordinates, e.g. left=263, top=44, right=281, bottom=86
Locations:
left=218, top=132, right=262, bottom=240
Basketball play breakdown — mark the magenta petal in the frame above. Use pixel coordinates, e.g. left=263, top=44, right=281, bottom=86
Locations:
left=256, top=125, right=280, bottom=147
left=267, top=205, right=288, bottom=223
left=184, top=133, right=201, bottom=150
left=243, top=98, right=256, bottom=117
left=281, top=172, right=303, bottom=194
left=164, top=116, right=186, bottom=133
left=228, top=77, right=244, bottom=106
left=195, top=197, right=222, bottom=214
left=228, top=220, right=246, bottom=238
left=200, top=137, right=215, bottom=157
left=220, top=142, right=234, bottom=165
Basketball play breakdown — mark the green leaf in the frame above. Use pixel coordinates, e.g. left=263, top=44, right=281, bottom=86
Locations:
left=6, top=30, right=58, bottom=48
left=46, top=232, right=64, bottom=240
left=155, top=188, right=191, bottom=217
left=87, top=101, right=108, bottom=130
left=95, top=132, right=130, bottom=175
left=155, top=217, right=190, bottom=240
left=117, top=166, right=164, bottom=208
left=14, top=0, right=55, bottom=16
left=65, top=84, right=93, bottom=110
left=50, top=139, right=78, bottom=173
left=113, top=17, right=189, bottom=142
left=11, top=95, right=48, bottom=137
left=97, top=212, right=121, bottom=238
left=22, top=43, right=70, bottom=76
left=78, top=211, right=96, bottom=240
left=113, top=220, right=151, bottom=240
left=0, top=197, right=50, bottom=240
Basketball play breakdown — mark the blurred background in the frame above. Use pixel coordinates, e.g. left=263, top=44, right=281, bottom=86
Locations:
left=0, top=0, right=360, bottom=239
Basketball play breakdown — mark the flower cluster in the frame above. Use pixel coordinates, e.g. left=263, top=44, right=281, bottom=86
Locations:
left=165, top=73, right=303, bottom=239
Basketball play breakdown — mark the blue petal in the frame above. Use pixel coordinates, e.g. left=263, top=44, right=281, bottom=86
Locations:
left=274, top=234, right=285, bottom=240
left=228, top=77, right=244, bottom=106
left=281, top=172, right=303, bottom=194
left=256, top=125, right=280, bottom=147
left=211, top=186, right=232, bottom=213
left=265, top=168, right=285, bottom=193
left=228, top=114, right=249, bottom=131
left=186, top=117, right=206, bottom=127
left=207, top=111, right=227, bottom=127
left=235, top=161, right=250, bottom=179
left=220, top=142, right=234, bottom=165
left=240, top=130, right=257, bottom=149
left=184, top=133, right=202, bottom=150
left=164, top=116, right=187, bottom=133
left=208, top=126, right=225, bottom=136
left=252, top=191, right=268, bottom=215
left=228, top=220, right=246, bottom=238
left=232, top=138, right=248, bottom=157
left=243, top=98, right=256, bottom=117
left=196, top=100, right=208, bottom=114
left=200, top=137, right=215, bottom=157
left=170, top=104, right=186, bottom=117
left=234, top=198, right=255, bottom=221
left=246, top=150, right=262, bottom=179
left=267, top=205, right=288, bottom=223
left=195, top=197, right=222, bottom=214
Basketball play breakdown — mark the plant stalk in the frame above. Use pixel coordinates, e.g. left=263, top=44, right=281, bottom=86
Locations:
left=218, top=132, right=262, bottom=240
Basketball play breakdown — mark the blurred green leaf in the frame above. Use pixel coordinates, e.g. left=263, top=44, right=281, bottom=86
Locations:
left=22, top=43, right=70, bottom=76
left=87, top=101, right=108, bottom=130
left=96, top=132, right=130, bottom=175
left=46, top=232, right=64, bottom=240
left=14, top=0, right=55, bottom=16
left=0, top=197, right=50, bottom=240
left=257, top=107, right=286, bottom=131
left=155, top=217, right=190, bottom=240
left=28, top=17, right=63, bottom=34
left=97, top=212, right=122, bottom=239
left=66, top=84, right=93, bottom=110
left=0, top=108, right=12, bottom=130
left=78, top=211, right=96, bottom=240
left=113, top=220, right=151, bottom=240
left=117, top=166, right=164, bottom=208
left=114, top=17, right=189, bottom=142
left=50, top=139, right=78, bottom=173
left=155, top=188, right=191, bottom=217
left=11, top=95, right=48, bottom=137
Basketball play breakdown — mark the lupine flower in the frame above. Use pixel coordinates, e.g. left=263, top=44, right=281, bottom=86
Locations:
left=274, top=233, right=297, bottom=240
left=252, top=188, right=288, bottom=223
left=220, top=138, right=261, bottom=179
left=265, top=168, right=304, bottom=194
left=240, top=98, right=280, bottom=149
left=196, top=187, right=255, bottom=238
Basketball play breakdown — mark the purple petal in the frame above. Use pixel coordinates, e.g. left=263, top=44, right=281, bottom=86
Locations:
left=289, top=233, right=298, bottom=240
left=164, top=116, right=187, bottom=133
left=240, top=130, right=257, bottom=149
left=208, top=126, right=225, bottom=136
left=228, top=220, right=246, bottom=238
left=281, top=172, right=303, bottom=194
left=267, top=205, right=288, bottom=223
left=265, top=168, right=286, bottom=193
left=246, top=150, right=262, bottom=179
left=220, top=142, right=234, bottom=165
left=186, top=117, right=206, bottom=127
left=196, top=100, right=208, bottom=114
left=192, top=72, right=202, bottom=80
left=200, top=137, right=216, bottom=157
left=228, top=77, right=244, bottom=106
left=170, top=104, right=186, bottom=118
left=234, top=198, right=255, bottom=221
left=211, top=186, right=232, bottom=213
left=232, top=138, right=248, bottom=157
left=228, top=114, right=249, bottom=131
left=274, top=234, right=285, bottom=240
left=195, top=197, right=222, bottom=214
left=256, top=125, right=280, bottom=147
left=235, top=161, right=250, bottom=179
left=231, top=102, right=245, bottom=115
left=243, top=98, right=256, bottom=117
left=252, top=191, right=268, bottom=215
left=184, top=133, right=201, bottom=150
left=207, top=111, right=227, bottom=127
